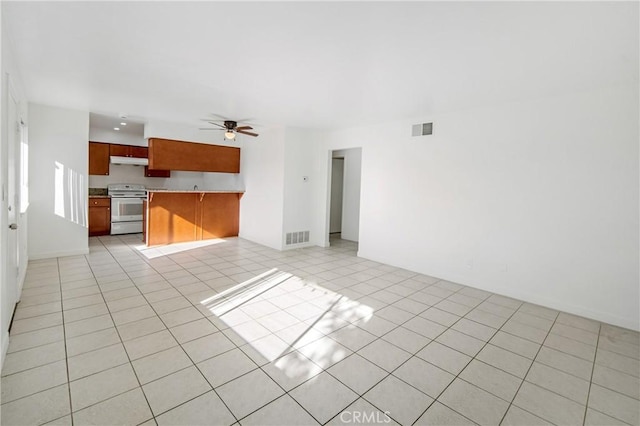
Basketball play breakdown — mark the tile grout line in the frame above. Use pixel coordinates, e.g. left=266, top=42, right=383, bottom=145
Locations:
left=497, top=310, right=561, bottom=425
left=582, top=323, right=602, bottom=425
left=289, top=280, right=476, bottom=425
left=57, top=257, right=75, bottom=426
left=321, top=282, right=470, bottom=425
left=128, top=236, right=372, bottom=425
left=79, top=239, right=156, bottom=424
left=98, top=237, right=216, bottom=425
left=104, top=236, right=246, bottom=424
left=406, top=292, right=526, bottom=425
left=12, top=235, right=637, bottom=426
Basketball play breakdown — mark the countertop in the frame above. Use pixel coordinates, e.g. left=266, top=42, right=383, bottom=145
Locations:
left=146, top=189, right=245, bottom=193
left=88, top=195, right=110, bottom=198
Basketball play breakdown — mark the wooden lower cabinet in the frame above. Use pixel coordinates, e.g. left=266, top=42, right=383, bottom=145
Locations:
left=200, top=193, right=240, bottom=240
left=146, top=192, right=240, bottom=246
left=147, top=193, right=198, bottom=245
left=142, top=200, right=147, bottom=243
left=89, top=197, right=111, bottom=236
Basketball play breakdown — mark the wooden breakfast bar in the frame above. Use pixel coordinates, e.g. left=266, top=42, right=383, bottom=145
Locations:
left=144, top=190, right=243, bottom=246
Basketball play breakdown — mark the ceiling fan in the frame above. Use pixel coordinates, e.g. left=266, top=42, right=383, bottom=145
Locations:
left=199, top=114, right=259, bottom=140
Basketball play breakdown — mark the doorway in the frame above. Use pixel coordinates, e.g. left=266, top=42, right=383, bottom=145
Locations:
left=328, top=148, right=362, bottom=245
left=329, top=157, right=344, bottom=236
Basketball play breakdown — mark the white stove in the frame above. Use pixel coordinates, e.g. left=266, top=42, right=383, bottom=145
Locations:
left=107, top=184, right=146, bottom=235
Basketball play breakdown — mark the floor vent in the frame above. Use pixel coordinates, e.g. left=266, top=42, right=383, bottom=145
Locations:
left=286, top=231, right=310, bottom=245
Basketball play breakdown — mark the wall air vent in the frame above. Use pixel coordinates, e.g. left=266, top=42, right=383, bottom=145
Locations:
left=412, top=122, right=433, bottom=136
left=285, top=231, right=310, bottom=245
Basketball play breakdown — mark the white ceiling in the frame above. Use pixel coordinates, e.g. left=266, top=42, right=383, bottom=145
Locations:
left=3, top=2, right=638, bottom=129
left=89, top=112, right=144, bottom=137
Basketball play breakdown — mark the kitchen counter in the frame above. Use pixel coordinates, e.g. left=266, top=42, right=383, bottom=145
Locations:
left=147, top=189, right=245, bottom=193
left=145, top=191, right=241, bottom=246
left=89, top=187, right=108, bottom=196
left=89, top=195, right=110, bottom=198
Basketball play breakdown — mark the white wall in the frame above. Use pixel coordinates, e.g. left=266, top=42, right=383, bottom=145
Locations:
left=329, top=158, right=344, bottom=233
left=315, top=86, right=639, bottom=330
left=239, top=127, right=286, bottom=250
left=28, top=103, right=90, bottom=259
left=281, top=128, right=324, bottom=249
left=333, top=148, right=361, bottom=242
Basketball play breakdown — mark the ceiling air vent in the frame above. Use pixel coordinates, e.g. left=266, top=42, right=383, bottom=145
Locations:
left=412, top=122, right=433, bottom=136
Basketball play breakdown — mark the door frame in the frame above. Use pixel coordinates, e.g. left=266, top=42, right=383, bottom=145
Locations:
left=323, top=147, right=363, bottom=247
left=329, top=157, right=345, bottom=235
left=5, top=81, right=20, bottom=323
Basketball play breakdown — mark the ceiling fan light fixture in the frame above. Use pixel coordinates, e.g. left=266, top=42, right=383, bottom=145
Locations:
left=224, top=131, right=235, bottom=140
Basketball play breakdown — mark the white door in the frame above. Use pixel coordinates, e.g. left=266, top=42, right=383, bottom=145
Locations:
left=4, top=91, right=20, bottom=328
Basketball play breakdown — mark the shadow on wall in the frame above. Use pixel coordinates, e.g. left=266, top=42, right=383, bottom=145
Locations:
left=54, top=161, right=87, bottom=227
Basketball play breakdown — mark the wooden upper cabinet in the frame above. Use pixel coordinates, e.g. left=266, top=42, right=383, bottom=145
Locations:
left=109, top=144, right=129, bottom=157
left=110, top=144, right=148, bottom=158
left=130, top=146, right=148, bottom=158
left=144, top=166, right=171, bottom=178
left=89, top=142, right=110, bottom=175
left=148, top=138, right=240, bottom=173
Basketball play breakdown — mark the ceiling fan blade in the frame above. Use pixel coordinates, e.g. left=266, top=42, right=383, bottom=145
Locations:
left=210, top=113, right=255, bottom=123
left=205, top=122, right=227, bottom=128
left=235, top=126, right=253, bottom=131
left=209, top=113, right=231, bottom=121
left=236, top=130, right=259, bottom=137
left=199, top=127, right=224, bottom=131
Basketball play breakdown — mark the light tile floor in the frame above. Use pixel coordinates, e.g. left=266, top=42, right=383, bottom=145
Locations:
left=1, top=234, right=639, bottom=425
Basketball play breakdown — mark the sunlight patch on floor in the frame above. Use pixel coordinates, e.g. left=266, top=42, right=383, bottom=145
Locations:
left=134, top=238, right=226, bottom=259
left=200, top=268, right=374, bottom=377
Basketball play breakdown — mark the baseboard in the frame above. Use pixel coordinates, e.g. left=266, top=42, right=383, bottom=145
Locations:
left=1, top=330, right=9, bottom=372
left=281, top=242, right=314, bottom=251
left=237, top=233, right=283, bottom=251
left=28, top=247, right=90, bottom=260
left=17, top=254, right=27, bottom=301
left=358, top=250, right=640, bottom=332
left=486, top=284, right=640, bottom=332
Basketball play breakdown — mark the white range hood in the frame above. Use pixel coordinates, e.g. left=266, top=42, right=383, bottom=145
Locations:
left=110, top=156, right=148, bottom=166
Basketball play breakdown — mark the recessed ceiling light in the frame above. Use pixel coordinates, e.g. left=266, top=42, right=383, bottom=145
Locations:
left=120, top=122, right=127, bottom=126
left=114, top=127, right=120, bottom=131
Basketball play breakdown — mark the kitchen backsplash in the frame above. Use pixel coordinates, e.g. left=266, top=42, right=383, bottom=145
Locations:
left=88, top=164, right=245, bottom=191
left=89, top=187, right=108, bottom=196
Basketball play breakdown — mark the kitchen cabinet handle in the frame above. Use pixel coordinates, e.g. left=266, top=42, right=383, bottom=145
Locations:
left=200, top=193, right=205, bottom=202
